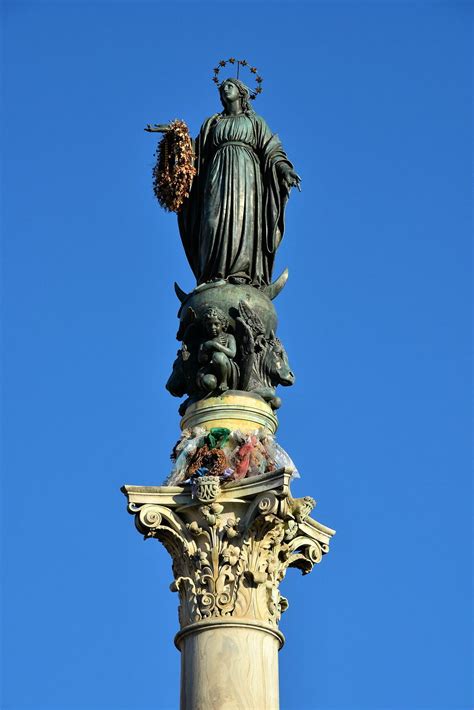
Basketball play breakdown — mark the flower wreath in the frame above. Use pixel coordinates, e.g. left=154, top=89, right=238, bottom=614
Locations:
left=187, top=445, right=228, bottom=477
left=152, top=119, right=196, bottom=213
left=212, top=58, right=263, bottom=100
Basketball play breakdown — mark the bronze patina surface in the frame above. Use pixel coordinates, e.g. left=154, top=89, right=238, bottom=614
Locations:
left=146, top=72, right=300, bottom=413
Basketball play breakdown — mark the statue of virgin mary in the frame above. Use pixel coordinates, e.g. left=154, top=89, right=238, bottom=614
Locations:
left=147, top=73, right=301, bottom=287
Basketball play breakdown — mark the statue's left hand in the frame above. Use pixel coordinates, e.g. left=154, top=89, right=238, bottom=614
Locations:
left=279, top=167, right=302, bottom=194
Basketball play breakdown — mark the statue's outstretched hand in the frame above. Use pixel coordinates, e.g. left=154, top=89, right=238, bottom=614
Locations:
left=144, top=123, right=170, bottom=133
left=280, top=166, right=302, bottom=194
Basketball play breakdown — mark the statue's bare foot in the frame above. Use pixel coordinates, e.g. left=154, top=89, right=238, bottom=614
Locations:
left=228, top=275, right=250, bottom=285
left=194, top=279, right=226, bottom=293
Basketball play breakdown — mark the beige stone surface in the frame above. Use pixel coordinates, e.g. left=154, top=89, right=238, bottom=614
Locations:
left=178, top=621, right=281, bottom=710
left=123, top=469, right=334, bottom=631
left=122, top=467, right=335, bottom=709
left=180, top=392, right=278, bottom=434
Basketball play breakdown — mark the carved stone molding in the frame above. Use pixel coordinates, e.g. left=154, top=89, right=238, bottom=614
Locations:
left=122, top=469, right=334, bottom=631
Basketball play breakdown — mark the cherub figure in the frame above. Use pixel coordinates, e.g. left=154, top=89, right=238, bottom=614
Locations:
left=197, top=307, right=238, bottom=393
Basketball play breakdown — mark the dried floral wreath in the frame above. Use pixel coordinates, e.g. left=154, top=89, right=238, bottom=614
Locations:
left=152, top=60, right=263, bottom=212
left=212, top=57, right=263, bottom=100
left=153, top=119, right=196, bottom=213
left=187, top=445, right=228, bottom=477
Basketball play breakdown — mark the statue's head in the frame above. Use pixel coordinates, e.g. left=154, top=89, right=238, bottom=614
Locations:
left=219, top=79, right=253, bottom=114
left=202, top=306, right=229, bottom=337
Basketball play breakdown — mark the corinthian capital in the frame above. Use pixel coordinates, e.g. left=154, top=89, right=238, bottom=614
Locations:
left=122, top=469, right=334, bottom=630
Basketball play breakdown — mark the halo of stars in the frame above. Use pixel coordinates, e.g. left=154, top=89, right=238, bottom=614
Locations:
left=212, top=58, right=263, bottom=100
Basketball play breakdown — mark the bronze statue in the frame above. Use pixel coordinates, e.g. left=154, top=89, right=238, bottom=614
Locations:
left=197, top=307, right=238, bottom=393
left=146, top=68, right=300, bottom=287
left=146, top=59, right=299, bottom=411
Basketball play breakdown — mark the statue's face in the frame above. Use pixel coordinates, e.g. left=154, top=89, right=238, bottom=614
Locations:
left=205, top=315, right=223, bottom=337
left=221, top=81, right=240, bottom=104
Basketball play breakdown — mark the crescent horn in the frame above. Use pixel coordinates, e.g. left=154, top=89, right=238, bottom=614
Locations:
left=262, top=268, right=289, bottom=301
left=174, top=282, right=189, bottom=303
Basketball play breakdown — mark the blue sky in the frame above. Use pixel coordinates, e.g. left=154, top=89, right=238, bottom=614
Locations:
left=2, top=2, right=472, bottom=709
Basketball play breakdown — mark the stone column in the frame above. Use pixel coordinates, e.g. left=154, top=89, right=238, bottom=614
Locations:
left=177, top=618, right=281, bottom=709
left=122, top=467, right=334, bottom=709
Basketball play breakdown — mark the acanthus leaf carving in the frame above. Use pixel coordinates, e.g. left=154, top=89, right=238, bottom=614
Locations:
left=125, top=475, right=333, bottom=630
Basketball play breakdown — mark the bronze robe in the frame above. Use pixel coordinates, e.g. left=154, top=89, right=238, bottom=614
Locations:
left=178, top=112, right=294, bottom=286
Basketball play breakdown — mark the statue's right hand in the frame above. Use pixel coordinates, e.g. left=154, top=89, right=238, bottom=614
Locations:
left=144, top=123, right=170, bottom=133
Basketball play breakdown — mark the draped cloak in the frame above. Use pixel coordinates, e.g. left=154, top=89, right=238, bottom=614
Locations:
left=177, top=112, right=294, bottom=286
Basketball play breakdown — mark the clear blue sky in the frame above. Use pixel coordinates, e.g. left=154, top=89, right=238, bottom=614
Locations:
left=2, top=2, right=472, bottom=709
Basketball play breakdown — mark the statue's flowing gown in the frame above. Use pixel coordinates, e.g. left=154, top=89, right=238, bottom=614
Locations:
left=178, top=112, right=293, bottom=286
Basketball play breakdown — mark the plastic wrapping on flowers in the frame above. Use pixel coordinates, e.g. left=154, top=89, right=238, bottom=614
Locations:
left=164, top=427, right=299, bottom=487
